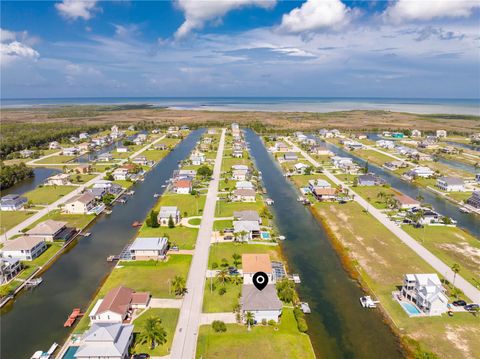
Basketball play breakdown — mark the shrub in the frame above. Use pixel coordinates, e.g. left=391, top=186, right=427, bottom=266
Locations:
left=211, top=262, right=218, bottom=269
left=293, top=307, right=308, bottom=333
left=218, top=287, right=227, bottom=296
left=212, top=320, right=227, bottom=333
left=261, top=318, right=267, bottom=326
left=268, top=320, right=276, bottom=326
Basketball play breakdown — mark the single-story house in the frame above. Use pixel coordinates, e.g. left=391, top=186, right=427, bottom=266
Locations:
left=406, top=167, right=435, bottom=179
left=0, top=257, right=23, bottom=284
left=283, top=152, right=298, bottom=161
left=235, top=181, right=254, bottom=190
left=26, top=219, right=76, bottom=242
left=232, top=149, right=243, bottom=158
left=313, top=187, right=337, bottom=201
left=45, top=173, right=71, bottom=186
left=411, top=129, right=422, bottom=137
left=49, top=141, right=60, bottom=149
left=70, top=136, right=79, bottom=143
left=294, top=162, right=309, bottom=174
left=233, top=220, right=261, bottom=241
left=331, top=156, right=353, bottom=168
left=64, top=192, right=96, bottom=214
left=311, top=145, right=332, bottom=156
left=113, top=168, right=130, bottom=181
left=401, top=274, right=448, bottom=316
left=1, top=236, right=47, bottom=261
left=394, top=194, right=420, bottom=209
left=75, top=323, right=134, bottom=359
left=466, top=191, right=480, bottom=209
left=233, top=210, right=261, bottom=224
left=173, top=179, right=193, bottom=194
left=62, top=147, right=79, bottom=156
left=436, top=130, right=447, bottom=138
left=97, top=153, right=113, bottom=162
left=158, top=206, right=181, bottom=226
left=75, top=164, right=91, bottom=174
left=274, top=142, right=289, bottom=152
left=117, top=146, right=128, bottom=153
left=242, top=254, right=273, bottom=285
left=0, top=194, right=28, bottom=211
left=233, top=189, right=256, bottom=202
left=383, top=161, right=408, bottom=171
left=436, top=177, right=465, bottom=192
left=308, top=179, right=330, bottom=192
left=132, top=156, right=148, bottom=166
left=240, top=284, right=282, bottom=323
left=129, top=237, right=168, bottom=260
left=20, top=149, right=34, bottom=158
left=357, top=174, right=379, bottom=186
left=174, top=169, right=197, bottom=181
left=154, top=143, right=168, bottom=151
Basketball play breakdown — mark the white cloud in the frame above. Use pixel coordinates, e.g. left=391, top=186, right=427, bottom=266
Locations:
left=1, top=41, right=39, bottom=66
left=278, top=0, right=352, bottom=33
left=384, top=0, right=480, bottom=22
left=0, top=29, right=16, bottom=43
left=55, top=0, right=99, bottom=20
left=174, top=0, right=276, bottom=39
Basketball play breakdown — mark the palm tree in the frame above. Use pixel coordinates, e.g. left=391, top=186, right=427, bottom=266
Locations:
left=216, top=268, right=229, bottom=286
left=245, top=311, right=255, bottom=331
left=171, top=275, right=187, bottom=297
left=137, top=316, right=167, bottom=350
left=230, top=275, right=243, bottom=286
left=451, top=263, right=460, bottom=291
left=232, top=253, right=241, bottom=268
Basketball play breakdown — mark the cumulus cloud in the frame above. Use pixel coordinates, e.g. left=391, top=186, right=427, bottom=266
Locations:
left=55, top=0, right=99, bottom=20
left=1, top=41, right=39, bottom=65
left=278, top=0, right=352, bottom=33
left=384, top=0, right=480, bottom=22
left=174, top=0, right=276, bottom=39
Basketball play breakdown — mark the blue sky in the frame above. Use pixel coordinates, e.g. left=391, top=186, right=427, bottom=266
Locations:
left=1, top=0, right=479, bottom=99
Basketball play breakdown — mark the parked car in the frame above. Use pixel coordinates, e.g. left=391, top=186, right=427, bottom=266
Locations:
left=452, top=300, right=467, bottom=307
left=464, top=304, right=479, bottom=311
left=228, top=266, right=239, bottom=275
left=132, top=354, right=150, bottom=359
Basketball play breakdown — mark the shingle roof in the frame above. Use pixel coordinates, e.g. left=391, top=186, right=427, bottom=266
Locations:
left=2, top=236, right=44, bottom=251
left=96, top=286, right=133, bottom=316
left=27, top=220, right=66, bottom=236
left=242, top=254, right=272, bottom=274
left=241, top=284, right=282, bottom=311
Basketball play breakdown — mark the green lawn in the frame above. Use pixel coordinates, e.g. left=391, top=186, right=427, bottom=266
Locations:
left=290, top=174, right=335, bottom=188
left=35, top=155, right=76, bottom=164
left=69, top=174, right=96, bottom=183
left=221, top=157, right=253, bottom=172
left=24, top=210, right=95, bottom=231
left=203, top=281, right=242, bottom=313
left=131, top=308, right=180, bottom=357
left=138, top=225, right=198, bottom=250
left=0, top=211, right=35, bottom=234
left=112, top=179, right=134, bottom=188
left=215, top=198, right=263, bottom=217
left=155, top=194, right=206, bottom=217
left=143, top=150, right=169, bottom=161
left=196, top=308, right=315, bottom=359
left=447, top=191, right=472, bottom=203
left=213, top=220, right=233, bottom=231
left=25, top=186, right=77, bottom=205
left=353, top=186, right=399, bottom=209
left=208, top=243, right=281, bottom=269
left=355, top=149, right=397, bottom=166
left=188, top=217, right=201, bottom=226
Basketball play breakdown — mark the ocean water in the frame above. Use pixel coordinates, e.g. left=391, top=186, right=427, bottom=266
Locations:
left=1, top=97, right=479, bottom=115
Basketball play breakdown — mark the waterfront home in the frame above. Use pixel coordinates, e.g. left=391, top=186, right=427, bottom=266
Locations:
left=62, top=147, right=79, bottom=156
left=0, top=194, right=28, bottom=211
left=79, top=132, right=89, bottom=140
left=0, top=257, right=22, bottom=284
left=92, top=137, right=108, bottom=147
left=310, top=145, right=332, bottom=156
left=20, top=149, right=34, bottom=158
left=233, top=220, right=261, bottom=241
left=49, top=141, right=60, bottom=149
left=89, top=286, right=150, bottom=324
left=283, top=152, right=298, bottom=161
left=1, top=236, right=47, bottom=261
left=235, top=181, right=255, bottom=190
left=413, top=152, right=433, bottom=162
left=342, top=140, right=364, bottom=150
left=116, top=146, right=128, bottom=153
left=394, top=194, right=420, bottom=209
left=154, top=143, right=168, bottom=151
left=376, top=140, right=395, bottom=149
left=232, top=165, right=250, bottom=181
left=132, top=156, right=149, bottom=166
left=466, top=191, right=480, bottom=208
left=75, top=164, right=91, bottom=174
left=405, top=167, right=435, bottom=179
left=173, top=179, right=193, bottom=194
left=441, top=146, right=458, bottom=155
left=64, top=192, right=96, bottom=214
left=158, top=206, right=181, bottom=226
left=129, top=237, right=169, bottom=260
left=97, top=153, right=113, bottom=162
left=75, top=322, right=134, bottom=359
left=308, top=179, right=331, bottom=192
left=26, top=219, right=76, bottom=242
left=476, top=173, right=480, bottom=183
left=436, top=177, right=465, bottom=192
left=294, top=162, right=309, bottom=174
left=242, top=254, right=274, bottom=284
left=233, top=210, right=261, bottom=224
left=174, top=169, right=197, bottom=181
left=401, top=274, right=448, bottom=316
left=190, top=153, right=206, bottom=165
left=436, top=130, right=447, bottom=138
left=90, top=180, right=123, bottom=198
left=357, top=174, right=382, bottom=186
left=45, top=173, right=71, bottom=186
left=331, top=156, right=353, bottom=168
left=411, top=129, right=422, bottom=138
left=113, top=168, right=130, bottom=181
left=78, top=143, right=91, bottom=152
left=407, top=207, right=440, bottom=225
left=232, top=149, right=244, bottom=158
left=240, top=284, right=282, bottom=323
left=233, top=189, right=256, bottom=202
left=274, top=142, right=289, bottom=152
left=312, top=187, right=337, bottom=201
left=383, top=161, right=408, bottom=171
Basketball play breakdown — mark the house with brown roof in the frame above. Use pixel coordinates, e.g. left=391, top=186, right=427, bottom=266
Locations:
left=64, top=192, right=96, bottom=214
left=89, top=286, right=150, bottom=324
left=173, top=179, right=193, bottom=194
left=312, top=187, right=337, bottom=201
left=75, top=164, right=91, bottom=174
left=394, top=194, right=420, bottom=209
left=233, top=188, right=256, bottom=202
left=242, top=254, right=274, bottom=285
left=26, top=219, right=77, bottom=242
left=1, top=236, right=47, bottom=261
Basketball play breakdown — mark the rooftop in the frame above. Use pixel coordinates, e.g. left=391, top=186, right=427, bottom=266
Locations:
left=241, top=284, right=282, bottom=311
left=242, top=254, right=272, bottom=273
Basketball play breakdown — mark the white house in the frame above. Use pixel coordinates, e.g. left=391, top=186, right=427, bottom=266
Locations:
left=1, top=236, right=47, bottom=261
left=117, top=146, right=128, bottom=153
left=376, top=140, right=395, bottom=149
left=97, top=153, right=113, bottom=162
left=190, top=153, right=205, bottom=165
left=62, top=147, right=79, bottom=156
left=235, top=181, right=254, bottom=190
left=20, top=149, right=34, bottom=158
left=406, top=167, right=435, bottom=179
left=45, top=173, right=71, bottom=186
left=233, top=221, right=260, bottom=241
left=401, top=274, right=449, bottom=316
left=436, top=177, right=465, bottom=192
left=173, top=179, right=192, bottom=194
left=0, top=194, right=28, bottom=211
left=274, top=142, right=289, bottom=152
left=129, top=237, right=169, bottom=260
left=64, top=192, right=97, bottom=214
left=294, top=162, right=309, bottom=174
left=233, top=189, right=256, bottom=202
left=0, top=257, right=22, bottom=284
left=411, top=129, right=422, bottom=138
left=308, top=179, right=331, bottom=192
left=436, top=130, right=447, bottom=138
left=49, top=141, right=60, bottom=149
left=113, top=168, right=130, bottom=181
left=242, top=254, right=274, bottom=285
left=240, top=284, right=282, bottom=323
left=157, top=206, right=180, bottom=226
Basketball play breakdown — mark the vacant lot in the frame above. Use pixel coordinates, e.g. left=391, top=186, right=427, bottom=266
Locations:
left=0, top=211, right=35, bottom=234
left=208, top=242, right=281, bottom=269
left=25, top=186, right=77, bottom=205
left=203, top=281, right=242, bottom=313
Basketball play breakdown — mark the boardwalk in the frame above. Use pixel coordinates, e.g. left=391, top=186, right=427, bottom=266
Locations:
left=170, top=129, right=226, bottom=359
left=284, top=137, right=480, bottom=303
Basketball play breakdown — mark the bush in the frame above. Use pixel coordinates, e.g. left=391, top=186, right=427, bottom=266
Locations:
left=212, top=320, right=227, bottom=333
left=293, top=307, right=308, bottom=333
left=261, top=318, right=267, bottom=326
left=268, top=320, right=276, bottom=326
left=218, top=287, right=227, bottom=296
left=211, top=262, right=218, bottom=269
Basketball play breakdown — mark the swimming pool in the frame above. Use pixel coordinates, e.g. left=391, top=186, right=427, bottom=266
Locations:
left=62, top=346, right=79, bottom=359
left=400, top=302, right=421, bottom=316
left=260, top=231, right=271, bottom=240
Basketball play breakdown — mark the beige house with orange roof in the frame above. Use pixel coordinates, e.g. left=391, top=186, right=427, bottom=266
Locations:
left=242, top=254, right=275, bottom=285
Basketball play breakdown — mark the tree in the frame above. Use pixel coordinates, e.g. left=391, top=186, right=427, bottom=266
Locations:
left=146, top=210, right=159, bottom=228
left=216, top=268, right=229, bottom=286
left=76, top=174, right=82, bottom=182
left=168, top=214, right=175, bottom=228
left=276, top=278, right=298, bottom=303
left=364, top=161, right=369, bottom=174
left=137, top=316, right=167, bottom=349
left=232, top=253, right=241, bottom=268
left=451, top=263, right=460, bottom=291
left=212, top=320, right=227, bottom=332
left=197, top=165, right=213, bottom=179
left=172, top=275, right=188, bottom=297
left=245, top=311, right=255, bottom=330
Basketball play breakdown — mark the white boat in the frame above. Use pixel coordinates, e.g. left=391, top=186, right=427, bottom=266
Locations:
left=459, top=207, right=471, bottom=214
left=360, top=296, right=379, bottom=308
left=153, top=193, right=160, bottom=198
left=30, top=343, right=58, bottom=359
left=300, top=302, right=311, bottom=314
left=278, top=235, right=286, bottom=241
left=25, top=278, right=43, bottom=287
left=291, top=274, right=301, bottom=283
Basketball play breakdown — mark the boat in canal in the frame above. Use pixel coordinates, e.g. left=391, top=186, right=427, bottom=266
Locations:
left=30, top=343, right=58, bottom=359
left=360, top=296, right=379, bottom=308
left=63, top=308, right=83, bottom=327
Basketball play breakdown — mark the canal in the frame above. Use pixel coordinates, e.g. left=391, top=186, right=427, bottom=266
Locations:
left=1, top=167, right=60, bottom=197
left=0, top=129, right=203, bottom=359
left=322, top=140, right=480, bottom=238
left=245, top=129, right=403, bottom=359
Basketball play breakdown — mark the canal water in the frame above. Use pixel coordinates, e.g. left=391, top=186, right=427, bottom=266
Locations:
left=322, top=141, right=480, bottom=238
left=1, top=167, right=60, bottom=197
left=445, top=141, right=479, bottom=152
left=245, top=129, right=403, bottom=359
left=0, top=130, right=203, bottom=359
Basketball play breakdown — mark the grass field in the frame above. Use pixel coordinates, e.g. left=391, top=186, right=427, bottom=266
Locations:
left=221, top=157, right=252, bottom=172
left=155, top=194, right=206, bottom=217
left=196, top=307, right=315, bottom=359
left=143, top=149, right=169, bottom=161
left=213, top=219, right=233, bottom=231
left=35, top=155, right=76, bottom=164
left=208, top=243, right=281, bottom=269
left=131, top=308, right=180, bottom=357
left=203, top=281, right=242, bottom=313
left=138, top=225, right=199, bottom=249
left=290, top=174, right=335, bottom=188
left=25, top=185, right=77, bottom=205
left=355, top=149, right=398, bottom=166
left=25, top=210, right=95, bottom=231
left=215, top=198, right=263, bottom=217
left=353, top=185, right=399, bottom=209
left=69, top=174, right=96, bottom=183
left=188, top=217, right=201, bottom=226
left=0, top=211, right=35, bottom=234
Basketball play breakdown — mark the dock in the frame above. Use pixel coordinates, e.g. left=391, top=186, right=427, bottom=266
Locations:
left=300, top=302, right=311, bottom=314
left=64, top=308, right=83, bottom=327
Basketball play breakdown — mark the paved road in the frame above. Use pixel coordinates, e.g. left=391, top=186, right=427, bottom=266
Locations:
left=199, top=312, right=237, bottom=325
left=2, top=135, right=167, bottom=242
left=284, top=137, right=480, bottom=303
left=170, top=129, right=226, bottom=359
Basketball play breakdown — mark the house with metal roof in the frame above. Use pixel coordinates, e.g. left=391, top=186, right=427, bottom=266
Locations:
left=240, top=284, right=282, bottom=323
left=0, top=194, right=28, bottom=211
left=129, top=237, right=168, bottom=260
left=157, top=206, right=180, bottom=226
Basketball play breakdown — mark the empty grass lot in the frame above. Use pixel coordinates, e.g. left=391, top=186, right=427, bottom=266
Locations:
left=155, top=194, right=206, bottom=217
left=35, top=155, right=76, bottom=164
left=196, top=307, right=315, bottom=359
left=208, top=243, right=281, bottom=269
left=215, top=198, right=263, bottom=217
left=0, top=211, right=35, bottom=234
left=24, top=210, right=95, bottom=231
left=138, top=225, right=198, bottom=250
left=221, top=157, right=252, bottom=172
left=203, top=281, right=242, bottom=313
left=69, top=174, right=96, bottom=183
left=25, top=185, right=77, bottom=205
left=131, top=308, right=180, bottom=357
left=143, top=149, right=169, bottom=161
